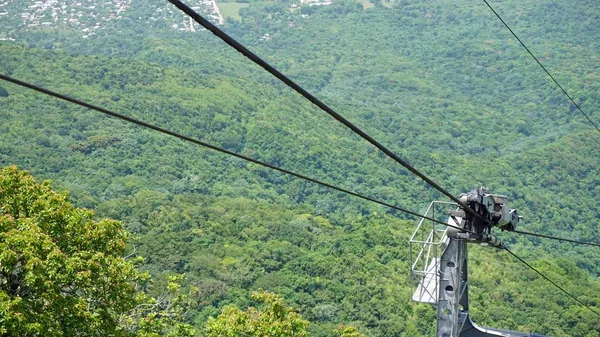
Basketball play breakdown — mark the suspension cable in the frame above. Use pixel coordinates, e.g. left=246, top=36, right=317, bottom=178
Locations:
left=0, top=73, right=476, bottom=234
left=481, top=0, right=600, bottom=249
left=482, top=0, right=600, bottom=134
left=511, top=229, right=600, bottom=248
left=167, top=0, right=600, bottom=249
left=165, top=0, right=485, bottom=222
left=7, top=76, right=600, bottom=325
left=504, top=247, right=600, bottom=317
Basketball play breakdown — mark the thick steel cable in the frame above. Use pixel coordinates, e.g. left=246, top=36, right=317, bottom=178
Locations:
left=165, top=0, right=485, bottom=221
left=511, top=229, right=600, bottom=248
left=0, top=73, right=477, bottom=235
left=504, top=247, right=600, bottom=317
left=482, top=0, right=600, bottom=134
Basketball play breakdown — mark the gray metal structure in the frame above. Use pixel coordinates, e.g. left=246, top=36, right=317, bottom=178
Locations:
left=410, top=197, right=547, bottom=337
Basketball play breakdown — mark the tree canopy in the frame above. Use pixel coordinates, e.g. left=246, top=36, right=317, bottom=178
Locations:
left=0, top=165, right=141, bottom=336
left=0, top=166, right=194, bottom=337
left=205, top=290, right=311, bottom=337
left=1, top=0, right=600, bottom=335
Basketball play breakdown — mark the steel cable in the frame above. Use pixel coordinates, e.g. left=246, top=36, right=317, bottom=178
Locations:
left=0, top=73, right=475, bottom=234
left=511, top=229, right=600, bottom=248
left=482, top=0, right=600, bottom=134
left=504, top=247, right=600, bottom=317
left=166, top=0, right=485, bottom=221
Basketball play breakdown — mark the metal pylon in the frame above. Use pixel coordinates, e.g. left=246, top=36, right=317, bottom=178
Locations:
left=410, top=201, right=547, bottom=337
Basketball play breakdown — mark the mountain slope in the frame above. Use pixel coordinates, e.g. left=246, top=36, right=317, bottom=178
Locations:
left=1, top=0, right=600, bottom=335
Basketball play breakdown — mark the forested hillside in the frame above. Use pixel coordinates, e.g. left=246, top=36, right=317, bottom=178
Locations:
left=1, top=0, right=600, bottom=335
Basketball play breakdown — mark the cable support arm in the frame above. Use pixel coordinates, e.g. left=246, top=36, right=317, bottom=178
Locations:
left=0, top=73, right=475, bottom=234
left=165, top=0, right=485, bottom=222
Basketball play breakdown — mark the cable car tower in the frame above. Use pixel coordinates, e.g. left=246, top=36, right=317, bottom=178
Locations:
left=409, top=188, right=546, bottom=337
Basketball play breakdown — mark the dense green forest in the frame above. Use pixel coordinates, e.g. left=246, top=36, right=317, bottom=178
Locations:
left=1, top=0, right=600, bottom=335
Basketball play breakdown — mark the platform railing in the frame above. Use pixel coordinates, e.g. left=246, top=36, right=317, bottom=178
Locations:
left=409, top=201, right=457, bottom=304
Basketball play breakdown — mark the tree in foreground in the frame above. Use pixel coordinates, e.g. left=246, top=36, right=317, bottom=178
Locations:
left=0, top=166, right=193, bottom=337
left=204, top=290, right=368, bottom=337
left=334, top=325, right=368, bottom=337
left=204, top=290, right=310, bottom=337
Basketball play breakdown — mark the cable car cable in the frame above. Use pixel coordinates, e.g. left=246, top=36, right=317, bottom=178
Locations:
left=504, top=247, right=600, bottom=317
left=5, top=74, right=600, bottom=246
left=481, top=0, right=600, bottom=247
left=167, top=1, right=600, bottom=250
left=165, top=0, right=486, bottom=222
left=0, top=73, right=474, bottom=234
left=154, top=1, right=600, bottom=321
left=5, top=76, right=600, bottom=320
left=482, top=0, right=600, bottom=134
left=6, top=3, right=600, bottom=325
left=510, top=229, right=600, bottom=248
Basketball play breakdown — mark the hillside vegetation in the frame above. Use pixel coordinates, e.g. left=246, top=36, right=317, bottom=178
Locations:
left=1, top=0, right=600, bottom=335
